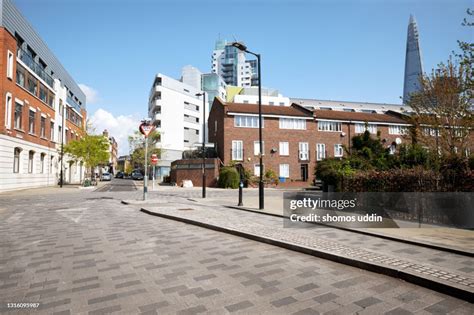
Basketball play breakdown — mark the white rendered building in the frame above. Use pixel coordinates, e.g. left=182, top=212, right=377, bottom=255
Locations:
left=148, top=73, right=207, bottom=181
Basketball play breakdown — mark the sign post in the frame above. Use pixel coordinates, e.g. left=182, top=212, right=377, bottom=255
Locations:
left=150, top=154, right=158, bottom=191
left=139, top=121, right=155, bottom=201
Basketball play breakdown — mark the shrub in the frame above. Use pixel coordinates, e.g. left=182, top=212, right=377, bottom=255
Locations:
left=468, top=155, right=474, bottom=171
left=315, top=158, right=355, bottom=191
left=264, top=169, right=279, bottom=185
left=218, top=167, right=240, bottom=189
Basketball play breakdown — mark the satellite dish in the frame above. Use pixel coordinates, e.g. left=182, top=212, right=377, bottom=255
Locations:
left=395, top=138, right=402, bottom=145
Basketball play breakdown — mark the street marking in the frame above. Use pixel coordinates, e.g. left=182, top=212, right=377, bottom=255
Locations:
left=56, top=207, right=87, bottom=223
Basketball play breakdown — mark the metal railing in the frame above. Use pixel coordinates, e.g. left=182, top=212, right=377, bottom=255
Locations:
left=17, top=47, right=54, bottom=87
left=66, top=96, right=82, bottom=112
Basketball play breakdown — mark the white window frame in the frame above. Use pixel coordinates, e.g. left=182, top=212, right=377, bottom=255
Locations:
left=318, top=121, right=342, bottom=132
left=254, top=164, right=264, bottom=176
left=5, top=93, right=12, bottom=129
left=234, top=115, right=262, bottom=128
left=355, top=123, right=377, bottom=134
left=28, top=150, right=34, bottom=174
left=40, top=153, right=45, bottom=173
left=299, top=142, right=309, bottom=160
left=389, top=125, right=408, bottom=135
left=279, top=118, right=306, bottom=130
left=316, top=143, right=326, bottom=161
left=334, top=144, right=343, bottom=157
left=279, top=142, right=289, bottom=156
left=13, top=147, right=21, bottom=173
left=232, top=140, right=243, bottom=161
left=7, top=50, right=14, bottom=79
left=254, top=141, right=264, bottom=156
left=279, top=164, right=289, bottom=178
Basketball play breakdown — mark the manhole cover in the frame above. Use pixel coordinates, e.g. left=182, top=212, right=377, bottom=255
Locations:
left=178, top=208, right=194, bottom=211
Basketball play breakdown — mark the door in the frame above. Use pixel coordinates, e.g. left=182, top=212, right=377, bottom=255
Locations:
left=300, top=164, right=308, bottom=181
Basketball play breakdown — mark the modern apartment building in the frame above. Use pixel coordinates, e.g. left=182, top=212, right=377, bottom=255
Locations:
left=0, top=0, right=86, bottom=192
left=148, top=72, right=206, bottom=181
left=208, top=98, right=411, bottom=185
left=211, top=39, right=258, bottom=87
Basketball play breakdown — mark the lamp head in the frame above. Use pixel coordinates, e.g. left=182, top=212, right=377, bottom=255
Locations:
left=231, top=42, right=247, bottom=52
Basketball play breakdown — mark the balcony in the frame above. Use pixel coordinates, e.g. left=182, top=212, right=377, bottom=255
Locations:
left=17, top=47, right=54, bottom=88
left=66, top=96, right=82, bottom=113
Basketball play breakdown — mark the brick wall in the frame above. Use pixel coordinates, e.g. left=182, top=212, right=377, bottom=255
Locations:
left=170, top=158, right=220, bottom=187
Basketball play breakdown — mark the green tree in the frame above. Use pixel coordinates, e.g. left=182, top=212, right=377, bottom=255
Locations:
left=128, top=130, right=161, bottom=170
left=64, top=134, right=110, bottom=181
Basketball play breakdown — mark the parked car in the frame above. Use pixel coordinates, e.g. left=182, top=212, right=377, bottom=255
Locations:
left=101, top=172, right=112, bottom=181
left=131, top=171, right=144, bottom=180
left=115, top=171, right=124, bottom=178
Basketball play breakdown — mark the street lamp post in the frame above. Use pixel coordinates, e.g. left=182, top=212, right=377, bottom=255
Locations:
left=231, top=42, right=264, bottom=209
left=195, top=92, right=206, bottom=198
left=60, top=102, right=65, bottom=188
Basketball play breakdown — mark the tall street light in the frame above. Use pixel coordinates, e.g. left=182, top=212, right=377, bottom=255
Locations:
left=231, top=42, right=264, bottom=209
left=195, top=92, right=206, bottom=198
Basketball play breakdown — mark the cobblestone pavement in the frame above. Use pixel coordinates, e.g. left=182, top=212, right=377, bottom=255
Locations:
left=0, top=190, right=472, bottom=314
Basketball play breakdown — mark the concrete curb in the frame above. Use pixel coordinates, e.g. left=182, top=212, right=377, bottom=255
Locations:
left=225, top=205, right=474, bottom=258
left=140, top=207, right=474, bottom=303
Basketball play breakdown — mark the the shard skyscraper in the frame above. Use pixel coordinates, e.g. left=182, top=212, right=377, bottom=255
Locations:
left=403, top=15, right=424, bottom=104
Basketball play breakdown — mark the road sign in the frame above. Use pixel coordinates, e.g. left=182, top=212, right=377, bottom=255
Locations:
left=151, top=154, right=158, bottom=165
left=139, top=123, right=155, bottom=137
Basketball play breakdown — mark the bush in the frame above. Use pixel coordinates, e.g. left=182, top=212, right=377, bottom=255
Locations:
left=315, top=158, right=355, bottom=191
left=264, top=169, right=279, bottom=185
left=470, top=155, right=474, bottom=171
left=218, top=167, right=240, bottom=189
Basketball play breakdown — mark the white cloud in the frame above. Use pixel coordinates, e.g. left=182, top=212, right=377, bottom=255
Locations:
left=78, top=83, right=100, bottom=104
left=89, top=108, right=141, bottom=156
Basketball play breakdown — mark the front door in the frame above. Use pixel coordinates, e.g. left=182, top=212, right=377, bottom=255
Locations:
left=300, top=164, right=308, bottom=181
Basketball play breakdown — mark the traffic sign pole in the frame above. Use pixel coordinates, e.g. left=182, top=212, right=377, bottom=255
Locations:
left=143, top=136, right=148, bottom=201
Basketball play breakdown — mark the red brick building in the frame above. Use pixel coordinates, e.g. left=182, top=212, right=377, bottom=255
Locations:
left=208, top=98, right=413, bottom=185
left=0, top=0, right=86, bottom=191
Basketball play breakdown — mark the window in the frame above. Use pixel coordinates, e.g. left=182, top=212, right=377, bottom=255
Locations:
left=29, top=109, right=35, bottom=134
left=50, top=121, right=55, bottom=141
left=232, top=140, right=243, bottom=161
left=279, top=118, right=306, bottom=130
left=28, top=150, right=34, bottom=173
left=40, top=153, right=45, bottom=173
left=47, top=91, right=54, bottom=107
left=254, top=141, right=264, bottom=156
left=27, top=75, right=38, bottom=96
left=13, top=147, right=21, bottom=173
left=14, top=102, right=22, bottom=129
left=279, top=142, right=289, bottom=156
left=355, top=123, right=377, bottom=134
left=234, top=115, right=262, bottom=128
left=269, top=101, right=274, bottom=105
left=7, top=51, right=14, bottom=79
left=39, top=84, right=47, bottom=103
left=40, top=116, right=46, bottom=138
left=389, top=125, right=408, bottom=135
left=299, top=142, right=309, bottom=160
left=5, top=93, right=12, bottom=129
left=50, top=156, right=54, bottom=173
left=334, top=144, right=343, bottom=157
left=65, top=130, right=68, bottom=144
left=318, top=121, right=342, bottom=132
left=316, top=143, right=326, bottom=161
left=279, top=102, right=285, bottom=106
left=279, top=164, right=289, bottom=178
left=58, top=126, right=62, bottom=143
left=254, top=164, right=264, bottom=176
left=16, top=64, right=26, bottom=87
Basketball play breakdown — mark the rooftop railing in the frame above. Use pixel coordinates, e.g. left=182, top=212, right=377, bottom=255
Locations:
left=17, top=47, right=54, bottom=88
left=66, top=95, right=82, bottom=113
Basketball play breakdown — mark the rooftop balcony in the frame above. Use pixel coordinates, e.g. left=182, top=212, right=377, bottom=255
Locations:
left=17, top=47, right=54, bottom=88
left=66, top=95, right=82, bottom=113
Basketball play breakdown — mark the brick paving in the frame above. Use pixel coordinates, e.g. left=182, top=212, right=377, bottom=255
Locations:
left=140, top=197, right=474, bottom=297
left=0, top=187, right=472, bottom=314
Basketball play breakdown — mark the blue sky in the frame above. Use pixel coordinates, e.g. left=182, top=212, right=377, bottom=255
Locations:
left=14, top=0, right=472, bottom=153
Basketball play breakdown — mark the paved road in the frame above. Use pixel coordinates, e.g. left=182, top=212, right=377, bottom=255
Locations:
left=94, top=179, right=137, bottom=192
left=0, top=190, right=471, bottom=314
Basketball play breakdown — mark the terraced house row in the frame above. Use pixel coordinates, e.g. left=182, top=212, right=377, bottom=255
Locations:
left=208, top=98, right=472, bottom=186
left=0, top=0, right=86, bottom=192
